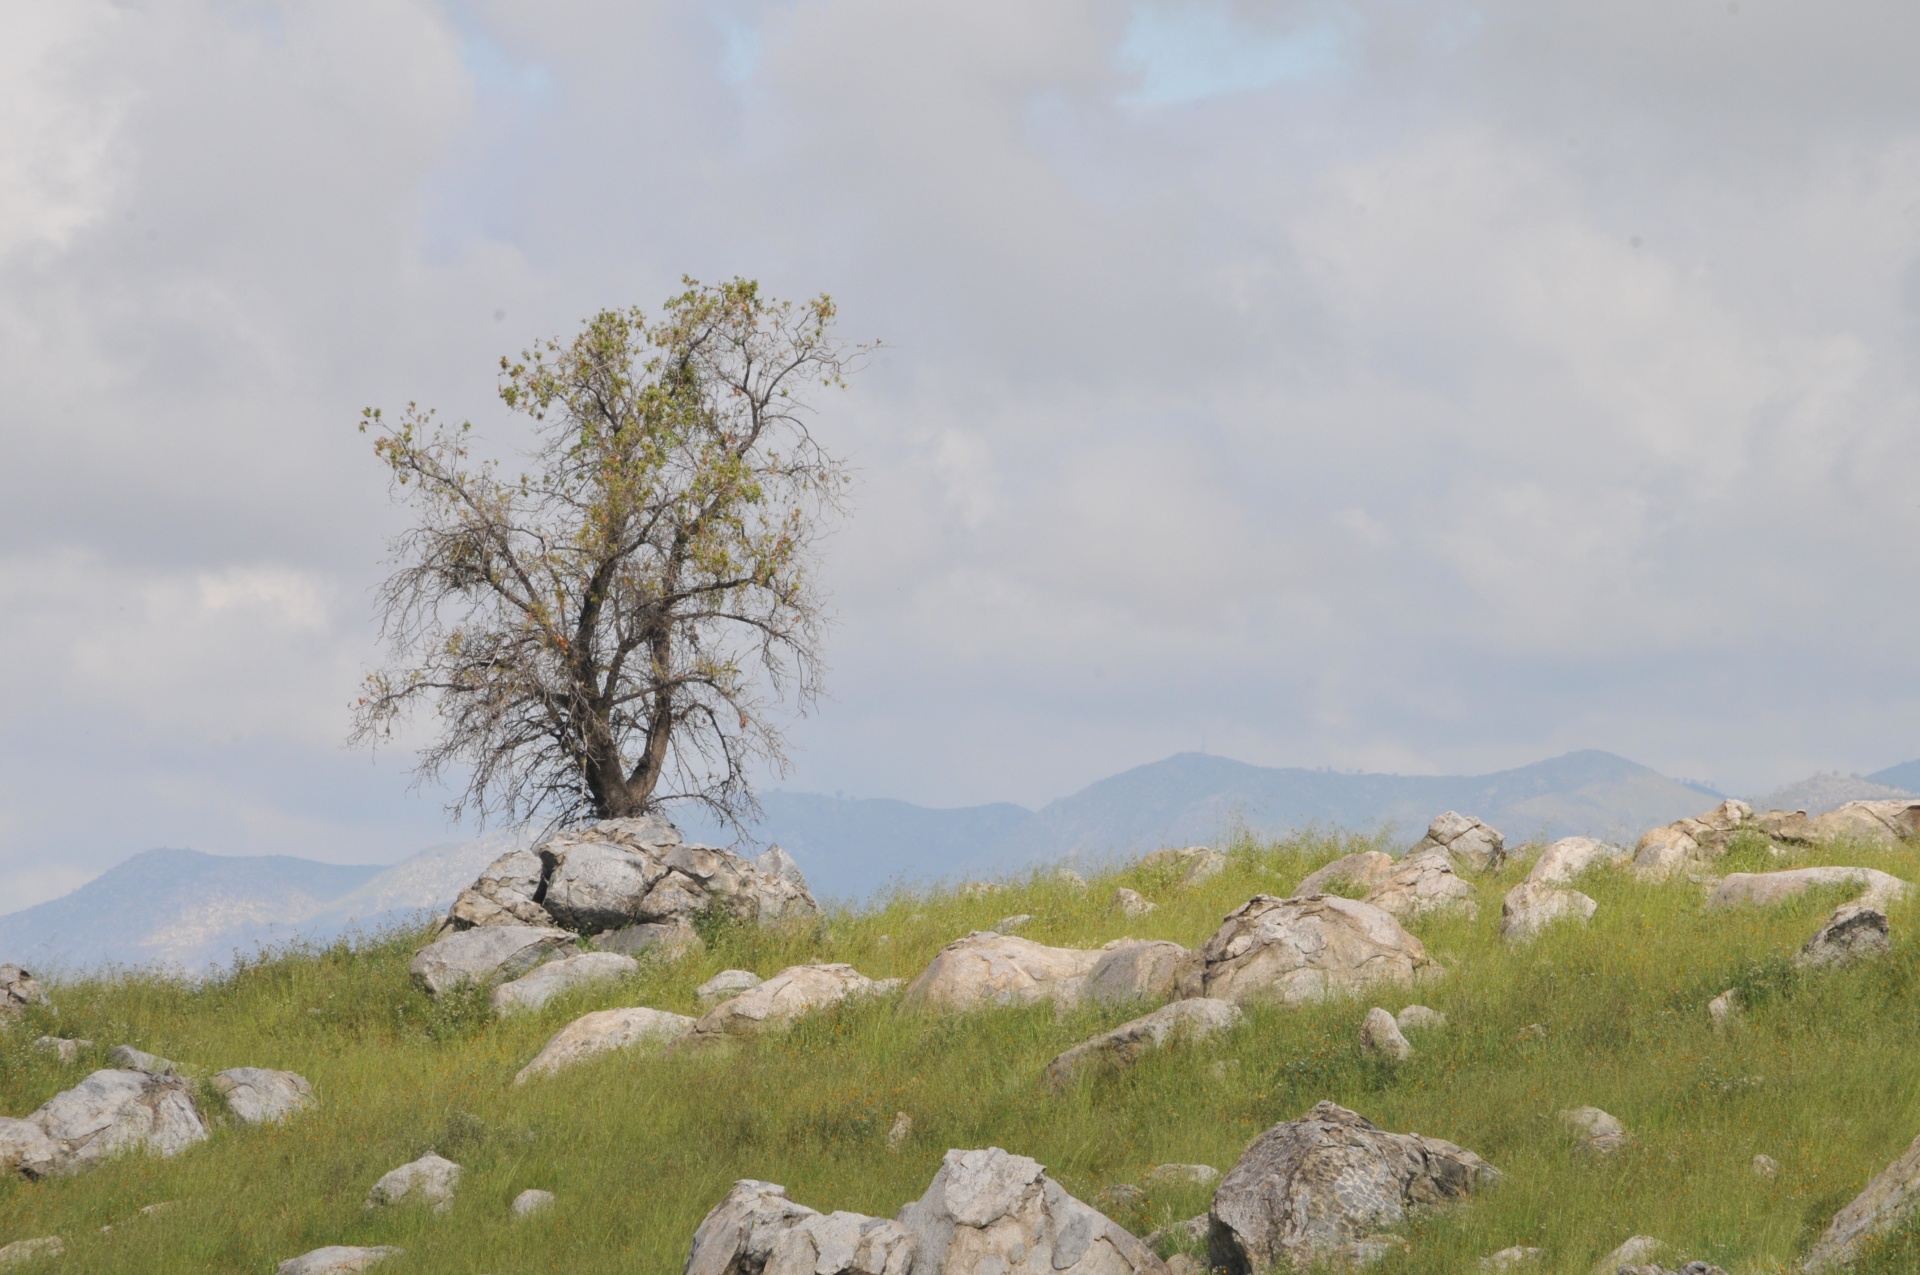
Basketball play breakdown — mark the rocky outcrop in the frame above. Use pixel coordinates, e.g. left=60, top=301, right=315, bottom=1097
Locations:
left=1086, top=940, right=1193, bottom=1005
left=490, top=951, right=638, bottom=1014
left=276, top=1246, right=403, bottom=1275
left=1500, top=881, right=1598, bottom=942
left=595, top=919, right=702, bottom=960
left=686, top=1179, right=821, bottom=1275
left=1293, top=851, right=1397, bottom=899
left=410, top=925, right=579, bottom=999
left=1357, top=1007, right=1411, bottom=1061
left=1807, top=799, right=1920, bottom=848
left=1044, top=999, right=1241, bottom=1084
left=1362, top=850, right=1479, bottom=920
left=895, top=1146, right=1167, bottom=1275
left=1175, top=895, right=1438, bottom=1006
left=2, top=1068, right=207, bottom=1179
left=515, top=1007, right=697, bottom=1083
left=1632, top=800, right=1755, bottom=881
left=1, top=964, right=47, bottom=1023
left=1796, top=902, right=1890, bottom=969
left=211, top=1068, right=313, bottom=1124
left=1803, top=1128, right=1920, bottom=1271
left=684, top=1179, right=915, bottom=1275
left=1408, top=812, right=1506, bottom=873
left=366, top=1151, right=461, bottom=1213
left=1208, top=1101, right=1498, bottom=1273
left=1527, top=837, right=1630, bottom=886
left=1703, top=867, right=1910, bottom=911
left=693, top=964, right=884, bottom=1038
left=904, top=933, right=1104, bottom=1012
left=445, top=815, right=819, bottom=941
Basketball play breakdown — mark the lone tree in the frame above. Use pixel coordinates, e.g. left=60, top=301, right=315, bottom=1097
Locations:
left=351, top=278, right=863, bottom=832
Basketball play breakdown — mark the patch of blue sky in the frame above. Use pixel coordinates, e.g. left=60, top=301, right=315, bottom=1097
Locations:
left=448, top=7, right=553, bottom=100
left=1116, top=0, right=1354, bottom=104
left=710, top=8, right=763, bottom=86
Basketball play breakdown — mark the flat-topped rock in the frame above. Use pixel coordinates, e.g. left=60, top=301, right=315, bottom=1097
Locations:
left=1363, top=851, right=1479, bottom=919
left=515, top=1006, right=697, bottom=1083
left=904, top=933, right=1103, bottom=1011
left=366, top=1151, right=461, bottom=1213
left=409, top=924, right=579, bottom=999
left=1704, top=867, right=1910, bottom=911
left=1293, top=851, right=1397, bottom=899
left=490, top=951, right=638, bottom=1015
left=1086, top=940, right=1192, bottom=1005
left=1045, top=999, right=1241, bottom=1084
left=694, top=964, right=882, bottom=1037
left=511, top=1188, right=555, bottom=1217
left=276, top=1246, right=403, bottom=1275
left=1174, top=895, right=1438, bottom=1006
left=211, top=1068, right=313, bottom=1124
left=6, top=1068, right=207, bottom=1178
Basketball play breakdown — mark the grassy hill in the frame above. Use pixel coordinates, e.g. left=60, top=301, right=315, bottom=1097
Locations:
left=7, top=828, right=1920, bottom=1273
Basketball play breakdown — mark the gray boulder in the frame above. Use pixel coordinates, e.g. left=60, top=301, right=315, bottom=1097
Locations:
left=443, top=846, right=552, bottom=930
left=1409, top=812, right=1506, bottom=873
left=515, top=1006, right=697, bottom=1083
left=1803, top=1129, right=1920, bottom=1270
left=1527, top=837, right=1630, bottom=886
left=693, top=964, right=884, bottom=1039
left=595, top=919, right=701, bottom=960
left=1357, top=1007, right=1411, bottom=1061
left=904, top=933, right=1104, bottom=1012
left=0, top=964, right=47, bottom=1022
left=490, top=951, right=639, bottom=1014
left=1293, top=851, right=1397, bottom=899
left=896, top=1146, right=1168, bottom=1274
left=0, top=1118, right=57, bottom=1179
left=1045, top=999, right=1241, bottom=1085
left=31, top=1037, right=91, bottom=1064
left=1141, top=846, right=1228, bottom=887
left=5, top=1068, right=207, bottom=1177
left=767, top=1212, right=917, bottom=1275
left=512, top=1188, right=555, bottom=1218
left=1705, top=867, right=1909, bottom=911
left=107, top=1044, right=179, bottom=1074
left=409, top=924, right=579, bottom=999
left=1500, top=881, right=1598, bottom=942
left=1175, top=895, right=1438, bottom=1006
left=1143, top=1163, right=1221, bottom=1189
left=1111, top=888, right=1157, bottom=918
left=366, top=1151, right=461, bottom=1213
left=684, top=1179, right=826, bottom=1275
left=1809, top=799, right=1920, bottom=847
left=1395, top=1005, right=1447, bottom=1033
left=1558, top=1106, right=1630, bottom=1155
left=1086, top=940, right=1193, bottom=1006
left=0, top=1237, right=64, bottom=1267
left=1797, top=902, right=1891, bottom=969
left=1208, top=1101, right=1498, bottom=1273
left=1590, top=1236, right=1663, bottom=1275
left=276, top=1247, right=403, bottom=1275
left=1362, top=850, right=1479, bottom=920
left=1632, top=800, right=1755, bottom=881
left=698, top=969, right=766, bottom=1005
left=211, top=1068, right=314, bottom=1124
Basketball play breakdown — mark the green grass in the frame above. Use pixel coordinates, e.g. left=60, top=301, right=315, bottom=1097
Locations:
left=6, top=829, right=1920, bottom=1274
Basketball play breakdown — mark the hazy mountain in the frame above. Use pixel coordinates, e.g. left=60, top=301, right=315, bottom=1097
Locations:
left=1868, top=760, right=1920, bottom=793
left=1749, top=772, right=1915, bottom=816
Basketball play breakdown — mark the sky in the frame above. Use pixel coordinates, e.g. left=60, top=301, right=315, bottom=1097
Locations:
left=3, top=0, right=1919, bottom=908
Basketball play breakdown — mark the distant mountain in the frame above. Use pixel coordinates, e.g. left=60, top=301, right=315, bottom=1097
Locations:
left=1749, top=772, right=1915, bottom=816
left=1868, top=760, right=1920, bottom=793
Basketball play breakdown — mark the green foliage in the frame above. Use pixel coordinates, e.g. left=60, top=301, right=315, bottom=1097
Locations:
left=5, top=830, right=1920, bottom=1273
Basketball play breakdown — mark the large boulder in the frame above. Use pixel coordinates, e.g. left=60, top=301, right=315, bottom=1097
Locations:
left=1045, top=999, right=1242, bottom=1085
left=1141, top=846, right=1228, bottom=887
left=1362, top=851, right=1479, bottom=920
left=1292, top=851, right=1397, bottom=899
left=366, top=1151, right=461, bottom=1213
left=685, top=1179, right=822, bottom=1275
left=1809, top=799, right=1920, bottom=848
left=0, top=964, right=47, bottom=1023
left=4, top=1068, right=207, bottom=1178
left=409, top=925, right=579, bottom=999
left=0, top=1237, right=64, bottom=1267
left=1803, top=1128, right=1920, bottom=1271
left=1085, top=940, right=1193, bottom=1006
left=684, top=1179, right=917, bottom=1275
left=1527, top=837, right=1630, bottom=886
left=276, top=1246, right=403, bottom=1275
left=1500, top=881, right=1598, bottom=942
left=903, top=933, right=1104, bottom=1012
left=515, top=1006, right=696, bottom=1083
left=1703, top=867, right=1910, bottom=911
left=895, top=1146, right=1168, bottom=1275
left=1796, top=902, right=1891, bottom=969
left=1408, top=813, right=1506, bottom=873
left=443, top=846, right=552, bottom=930
left=490, top=951, right=639, bottom=1015
left=1174, top=895, right=1438, bottom=1006
left=1632, top=800, right=1755, bottom=881
left=211, top=1068, right=314, bottom=1125
left=693, top=964, right=884, bottom=1039
left=1208, top=1101, right=1498, bottom=1273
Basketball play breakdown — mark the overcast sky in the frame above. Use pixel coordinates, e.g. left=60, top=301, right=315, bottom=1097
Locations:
left=4, top=0, right=1919, bottom=907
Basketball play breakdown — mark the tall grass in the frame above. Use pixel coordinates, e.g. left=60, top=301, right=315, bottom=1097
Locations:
left=5, top=828, right=1920, bottom=1273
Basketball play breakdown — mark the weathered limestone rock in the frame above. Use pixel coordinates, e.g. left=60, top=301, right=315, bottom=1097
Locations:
left=490, top=951, right=638, bottom=1015
left=1086, top=940, right=1192, bottom=1006
left=1409, top=812, right=1507, bottom=873
left=685, top=1179, right=827, bottom=1275
left=1176, top=895, right=1438, bottom=1006
left=1558, top=1106, right=1629, bottom=1155
left=1479, top=1246, right=1544, bottom=1271
left=896, top=1146, right=1168, bottom=1275
left=698, top=969, right=766, bottom=1005
left=444, top=847, right=553, bottom=930
left=1759, top=808, right=1817, bottom=843
left=1111, top=888, right=1157, bottom=918
left=211, top=1068, right=314, bottom=1124
left=694, top=964, right=882, bottom=1038
left=107, top=1045, right=178, bottom=1074
left=409, top=925, right=579, bottom=998
left=31, top=1037, right=91, bottom=1063
left=514, top=1006, right=697, bottom=1083
left=1804, top=1135, right=1920, bottom=1275
left=0, top=964, right=47, bottom=1023
left=366, top=1151, right=461, bottom=1213
left=1591, top=1237, right=1663, bottom=1275
left=1528, top=837, right=1630, bottom=886
left=276, top=1246, right=403, bottom=1275
left=1358, top=1007, right=1412, bottom=1061
left=904, top=933, right=1103, bottom=1012
left=1810, top=799, right=1920, bottom=848
left=1208, top=1101, right=1498, bottom=1273
left=1395, top=1005, right=1447, bottom=1033
left=0, top=1237, right=64, bottom=1267
left=1751, top=1153, right=1778, bottom=1180
left=595, top=919, right=701, bottom=960
left=1633, top=801, right=1755, bottom=880
left=1796, top=902, right=1891, bottom=969
left=1044, top=999, right=1241, bottom=1084
left=1500, top=881, right=1598, bottom=942
left=1143, top=1163, right=1220, bottom=1189
left=1709, top=867, right=1911, bottom=911
left=1142, top=846, right=1228, bottom=887
left=1363, top=850, right=1479, bottom=920
left=511, top=1188, right=554, bottom=1218
left=7, top=1068, right=208, bottom=1177
left=685, top=1179, right=917, bottom=1275
left=1293, top=851, right=1397, bottom=899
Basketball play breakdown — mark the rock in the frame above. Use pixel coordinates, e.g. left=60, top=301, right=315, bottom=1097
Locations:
left=1479, top=1247, right=1544, bottom=1271
left=993, top=914, right=1034, bottom=934
left=1500, top=881, right=1598, bottom=941
left=693, top=963, right=882, bottom=1037
left=1797, top=902, right=1891, bottom=969
left=275, top=1246, right=404, bottom=1275
left=1165, top=1256, right=1204, bottom=1275
left=1527, top=837, right=1630, bottom=886
left=366, top=1151, right=461, bottom=1213
left=887, top=1112, right=912, bottom=1151
left=1143, top=1163, right=1220, bottom=1189
left=1707, top=989, right=1741, bottom=1029
left=766, top=1211, right=918, bottom=1275
left=1362, top=850, right=1479, bottom=919
left=1111, top=888, right=1157, bottom=918
left=1055, top=868, right=1089, bottom=889
left=0, top=964, right=48, bottom=1022
left=1517, top=1023, right=1547, bottom=1041
left=409, top=924, right=579, bottom=998
left=514, top=1006, right=697, bottom=1083
left=1085, top=940, right=1192, bottom=1006
left=698, top=969, right=766, bottom=1005
left=1097, top=1184, right=1147, bottom=1215
left=895, top=1145, right=1167, bottom=1274
left=1751, top=1153, right=1778, bottom=1180
left=1349, top=1234, right=1410, bottom=1265
left=1176, top=895, right=1438, bottom=1006
left=961, top=882, right=1006, bottom=898
left=511, top=1187, right=555, bottom=1217
left=1145, top=1215, right=1211, bottom=1249
left=1590, top=1235, right=1662, bottom=1275
left=1633, top=800, right=1755, bottom=880
left=1358, top=1007, right=1412, bottom=1061
left=1804, top=1131, right=1920, bottom=1272
left=107, top=1045, right=179, bottom=1074
left=31, top=1037, right=91, bottom=1063
left=1293, top=851, right=1397, bottom=898
left=595, top=919, right=701, bottom=960
left=444, top=846, right=553, bottom=929
left=684, top=1179, right=826, bottom=1275
left=490, top=951, right=639, bottom=1014
left=9, top=1068, right=207, bottom=1177
left=211, top=1068, right=314, bottom=1124
left=755, top=844, right=809, bottom=888
left=904, top=933, right=1103, bottom=1011
left=1704, top=867, right=1910, bottom=911
left=1395, top=1005, right=1447, bottom=1032
left=1759, top=808, right=1817, bottom=843
left=1142, top=846, right=1227, bottom=887
left=1208, top=1100, right=1497, bottom=1273
left=1409, top=812, right=1507, bottom=873
left=1558, top=1106, right=1629, bottom=1155
left=0, top=1238, right=63, bottom=1267
left=1810, top=799, right=1920, bottom=847
left=1044, top=999, right=1241, bottom=1084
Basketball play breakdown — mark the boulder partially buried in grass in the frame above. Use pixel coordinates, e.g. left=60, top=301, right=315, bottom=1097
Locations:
left=210, top=1068, right=313, bottom=1125
left=1802, top=1127, right=1920, bottom=1271
left=684, top=1179, right=914, bottom=1275
left=490, top=951, right=638, bottom=1015
left=409, top=925, right=579, bottom=999
left=1704, top=867, right=1910, bottom=911
left=1044, top=999, right=1241, bottom=1085
left=904, top=933, right=1104, bottom=1012
left=1174, top=895, right=1438, bottom=1006
left=514, top=1007, right=696, bottom=1083
left=3, top=1068, right=207, bottom=1178
left=692, top=964, right=885, bottom=1039
left=1085, top=940, right=1193, bottom=1006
